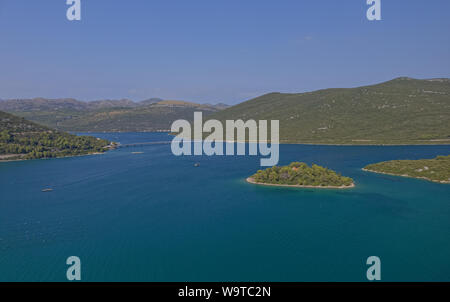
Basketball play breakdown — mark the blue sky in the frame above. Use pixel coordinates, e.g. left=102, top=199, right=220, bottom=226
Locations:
left=0, top=0, right=449, bottom=104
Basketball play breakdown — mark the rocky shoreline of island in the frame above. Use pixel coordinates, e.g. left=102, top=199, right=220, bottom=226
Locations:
left=246, top=177, right=355, bottom=189
left=362, top=168, right=450, bottom=184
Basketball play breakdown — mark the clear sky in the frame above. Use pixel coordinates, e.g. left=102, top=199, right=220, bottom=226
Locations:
left=0, top=0, right=449, bottom=104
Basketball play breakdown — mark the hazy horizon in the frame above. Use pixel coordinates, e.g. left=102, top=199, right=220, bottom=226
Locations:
left=1, top=0, right=449, bottom=104
left=1, top=76, right=449, bottom=105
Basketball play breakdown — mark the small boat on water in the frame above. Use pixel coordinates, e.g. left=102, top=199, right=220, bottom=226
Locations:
left=41, top=188, right=53, bottom=192
left=132, top=152, right=144, bottom=154
left=194, top=163, right=200, bottom=167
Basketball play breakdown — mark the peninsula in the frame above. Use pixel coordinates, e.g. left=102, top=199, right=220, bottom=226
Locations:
left=247, top=162, right=355, bottom=189
left=0, top=110, right=114, bottom=162
left=363, top=155, right=450, bottom=184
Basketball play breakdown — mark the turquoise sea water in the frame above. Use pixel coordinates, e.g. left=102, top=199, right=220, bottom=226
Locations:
left=0, top=132, right=449, bottom=281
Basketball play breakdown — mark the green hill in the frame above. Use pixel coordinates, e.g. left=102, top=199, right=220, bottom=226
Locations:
left=208, top=78, right=450, bottom=144
left=0, top=98, right=227, bottom=132
left=0, top=111, right=112, bottom=161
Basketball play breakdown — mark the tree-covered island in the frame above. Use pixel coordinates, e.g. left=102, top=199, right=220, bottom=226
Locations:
left=363, top=155, right=450, bottom=184
left=0, top=110, right=115, bottom=161
left=247, top=162, right=355, bottom=189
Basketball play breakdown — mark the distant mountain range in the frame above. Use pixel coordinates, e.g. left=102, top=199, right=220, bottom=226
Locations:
left=208, top=77, right=450, bottom=144
left=1, top=78, right=449, bottom=144
left=0, top=98, right=229, bottom=132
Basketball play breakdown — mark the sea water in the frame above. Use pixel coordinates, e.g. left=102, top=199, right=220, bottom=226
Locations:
left=0, top=132, right=449, bottom=281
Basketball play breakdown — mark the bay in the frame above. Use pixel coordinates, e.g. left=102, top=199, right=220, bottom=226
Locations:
left=0, top=132, right=449, bottom=281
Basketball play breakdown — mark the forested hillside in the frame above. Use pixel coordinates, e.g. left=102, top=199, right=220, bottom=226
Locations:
left=208, top=78, right=450, bottom=144
left=0, top=111, right=111, bottom=161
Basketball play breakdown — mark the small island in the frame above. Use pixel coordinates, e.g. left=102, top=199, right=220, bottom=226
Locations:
left=363, top=155, right=450, bottom=184
left=247, top=162, right=355, bottom=189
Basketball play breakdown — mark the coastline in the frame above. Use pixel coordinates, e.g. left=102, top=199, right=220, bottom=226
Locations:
left=279, top=141, right=450, bottom=146
left=169, top=134, right=450, bottom=146
left=246, top=177, right=355, bottom=189
left=167, top=132, right=450, bottom=146
left=362, top=168, right=450, bottom=184
left=84, top=131, right=450, bottom=146
left=0, top=151, right=106, bottom=164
